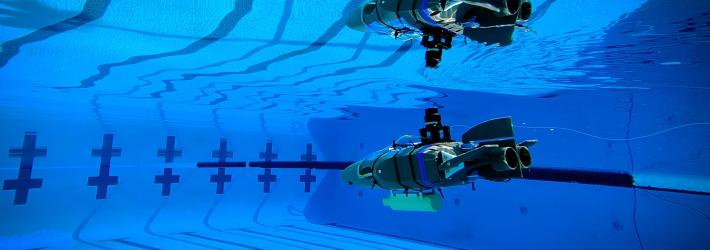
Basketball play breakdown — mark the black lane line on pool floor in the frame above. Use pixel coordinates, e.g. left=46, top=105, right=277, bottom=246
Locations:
left=282, top=225, right=407, bottom=250
left=143, top=198, right=224, bottom=249
left=105, top=238, right=160, bottom=250
left=231, top=228, right=344, bottom=250
left=176, top=232, right=261, bottom=250
left=326, top=223, right=466, bottom=250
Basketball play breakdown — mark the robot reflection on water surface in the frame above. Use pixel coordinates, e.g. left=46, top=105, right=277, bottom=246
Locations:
left=345, top=0, right=534, bottom=67
left=341, top=108, right=537, bottom=211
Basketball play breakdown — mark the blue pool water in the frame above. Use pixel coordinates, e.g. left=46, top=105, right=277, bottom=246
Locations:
left=1, top=0, right=709, bottom=249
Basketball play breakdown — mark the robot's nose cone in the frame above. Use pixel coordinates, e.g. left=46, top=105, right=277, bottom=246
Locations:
left=341, top=160, right=373, bottom=187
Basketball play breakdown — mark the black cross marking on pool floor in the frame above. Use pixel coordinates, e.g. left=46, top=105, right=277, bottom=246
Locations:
left=212, top=138, right=233, bottom=163
left=87, top=134, right=121, bottom=199
left=155, top=136, right=181, bottom=196
left=259, top=141, right=278, bottom=161
left=157, top=136, right=181, bottom=163
left=2, top=132, right=46, bottom=205
left=299, top=169, right=316, bottom=193
left=155, top=168, right=180, bottom=196
left=257, top=142, right=277, bottom=193
left=299, top=144, right=317, bottom=192
left=210, top=138, right=233, bottom=194
left=211, top=168, right=231, bottom=194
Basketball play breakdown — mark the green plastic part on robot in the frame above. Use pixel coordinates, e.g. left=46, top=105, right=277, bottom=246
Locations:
left=382, top=193, right=443, bottom=212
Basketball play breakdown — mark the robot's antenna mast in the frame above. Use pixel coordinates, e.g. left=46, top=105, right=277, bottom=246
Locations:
left=419, top=108, right=452, bottom=144
left=421, top=28, right=454, bottom=68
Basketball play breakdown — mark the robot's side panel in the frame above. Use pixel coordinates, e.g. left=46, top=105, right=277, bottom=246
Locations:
left=375, top=0, right=409, bottom=31
left=361, top=2, right=396, bottom=35
left=411, top=145, right=447, bottom=188
left=372, top=150, right=403, bottom=189
left=395, top=147, right=426, bottom=190
left=398, top=0, right=428, bottom=30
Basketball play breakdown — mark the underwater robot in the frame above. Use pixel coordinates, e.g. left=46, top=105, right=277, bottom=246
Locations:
left=341, top=108, right=536, bottom=211
left=345, top=0, right=533, bottom=67
left=193, top=107, right=707, bottom=212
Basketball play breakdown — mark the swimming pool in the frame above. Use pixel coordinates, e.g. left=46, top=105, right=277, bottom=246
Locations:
left=1, top=0, right=708, bottom=249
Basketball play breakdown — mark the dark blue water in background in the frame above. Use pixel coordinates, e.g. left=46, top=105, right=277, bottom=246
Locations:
left=1, top=0, right=709, bottom=249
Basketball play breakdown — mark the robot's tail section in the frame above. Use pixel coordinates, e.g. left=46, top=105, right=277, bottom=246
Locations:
left=461, top=117, right=514, bottom=143
left=440, top=145, right=521, bottom=181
